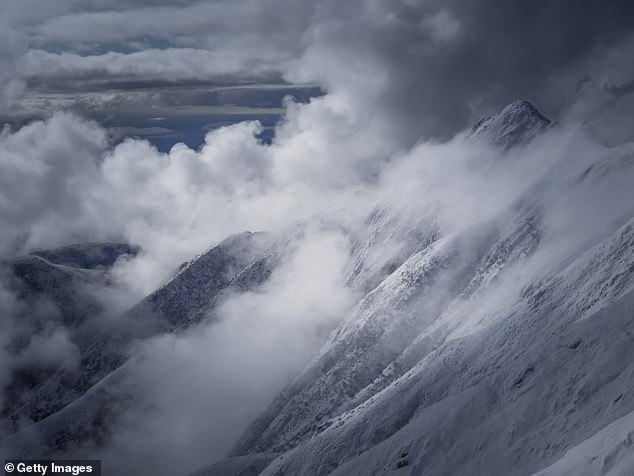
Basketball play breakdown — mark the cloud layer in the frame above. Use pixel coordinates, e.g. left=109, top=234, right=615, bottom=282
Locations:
left=2, top=0, right=634, bottom=140
left=1, top=1, right=634, bottom=474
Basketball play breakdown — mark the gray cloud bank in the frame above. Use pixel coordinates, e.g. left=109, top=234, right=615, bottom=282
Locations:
left=1, top=0, right=633, bottom=141
left=0, top=1, right=633, bottom=474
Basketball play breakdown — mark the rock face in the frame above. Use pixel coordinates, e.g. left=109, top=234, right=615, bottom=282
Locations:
left=4, top=101, right=634, bottom=476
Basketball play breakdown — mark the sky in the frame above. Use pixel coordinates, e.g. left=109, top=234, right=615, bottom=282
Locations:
left=0, top=0, right=321, bottom=149
left=0, top=1, right=634, bottom=475
left=1, top=0, right=634, bottom=146
left=0, top=0, right=632, bottom=264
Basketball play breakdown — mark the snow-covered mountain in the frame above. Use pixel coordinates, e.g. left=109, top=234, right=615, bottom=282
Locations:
left=2, top=101, right=634, bottom=476
left=0, top=243, right=138, bottom=432
left=469, top=99, right=553, bottom=149
left=0, top=233, right=277, bottom=442
left=223, top=102, right=634, bottom=475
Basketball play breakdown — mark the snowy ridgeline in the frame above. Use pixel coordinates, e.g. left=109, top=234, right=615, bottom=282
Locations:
left=2, top=101, right=634, bottom=476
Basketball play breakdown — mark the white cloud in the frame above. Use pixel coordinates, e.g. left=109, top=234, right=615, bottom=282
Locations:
left=98, top=230, right=356, bottom=476
left=0, top=27, right=27, bottom=107
left=20, top=48, right=286, bottom=83
left=419, top=10, right=461, bottom=44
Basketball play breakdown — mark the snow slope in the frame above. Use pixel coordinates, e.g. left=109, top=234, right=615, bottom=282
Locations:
left=532, top=409, right=634, bottom=476
left=231, top=103, right=634, bottom=475
left=259, top=218, right=634, bottom=475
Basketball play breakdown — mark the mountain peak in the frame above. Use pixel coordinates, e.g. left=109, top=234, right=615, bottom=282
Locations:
left=470, top=100, right=552, bottom=149
left=502, top=99, right=539, bottom=112
left=499, top=99, right=550, bottom=123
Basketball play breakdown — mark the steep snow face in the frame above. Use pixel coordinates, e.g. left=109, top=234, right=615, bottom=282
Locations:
left=233, top=102, right=551, bottom=456
left=235, top=227, right=496, bottom=454
left=188, top=453, right=280, bottom=476
left=344, top=205, right=436, bottom=294
left=233, top=102, right=559, bottom=457
left=531, top=409, right=634, bottom=476
left=232, top=102, right=634, bottom=475
left=259, top=218, right=634, bottom=476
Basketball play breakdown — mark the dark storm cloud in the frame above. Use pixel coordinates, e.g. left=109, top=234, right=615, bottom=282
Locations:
left=287, top=0, right=634, bottom=142
left=0, top=28, right=26, bottom=106
left=0, top=0, right=315, bottom=111
left=3, top=0, right=633, bottom=142
left=14, top=0, right=314, bottom=77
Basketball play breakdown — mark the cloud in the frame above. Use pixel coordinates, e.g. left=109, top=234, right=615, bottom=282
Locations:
left=6, top=0, right=313, bottom=95
left=0, top=107, right=354, bottom=293
left=0, top=113, right=106, bottom=254
left=93, top=230, right=356, bottom=476
left=0, top=27, right=27, bottom=107
left=284, top=0, right=634, bottom=142
left=2, top=1, right=634, bottom=473
left=20, top=48, right=285, bottom=85
left=26, top=0, right=310, bottom=47
left=5, top=0, right=634, bottom=142
left=419, top=10, right=461, bottom=44
left=0, top=271, right=81, bottom=430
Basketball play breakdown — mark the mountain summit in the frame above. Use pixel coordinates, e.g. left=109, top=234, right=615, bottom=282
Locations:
left=470, top=99, right=553, bottom=148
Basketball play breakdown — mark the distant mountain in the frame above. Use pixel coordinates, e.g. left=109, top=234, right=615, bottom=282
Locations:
left=29, top=243, right=141, bottom=271
left=2, top=242, right=139, bottom=326
left=0, top=232, right=280, bottom=455
left=0, top=243, right=138, bottom=433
